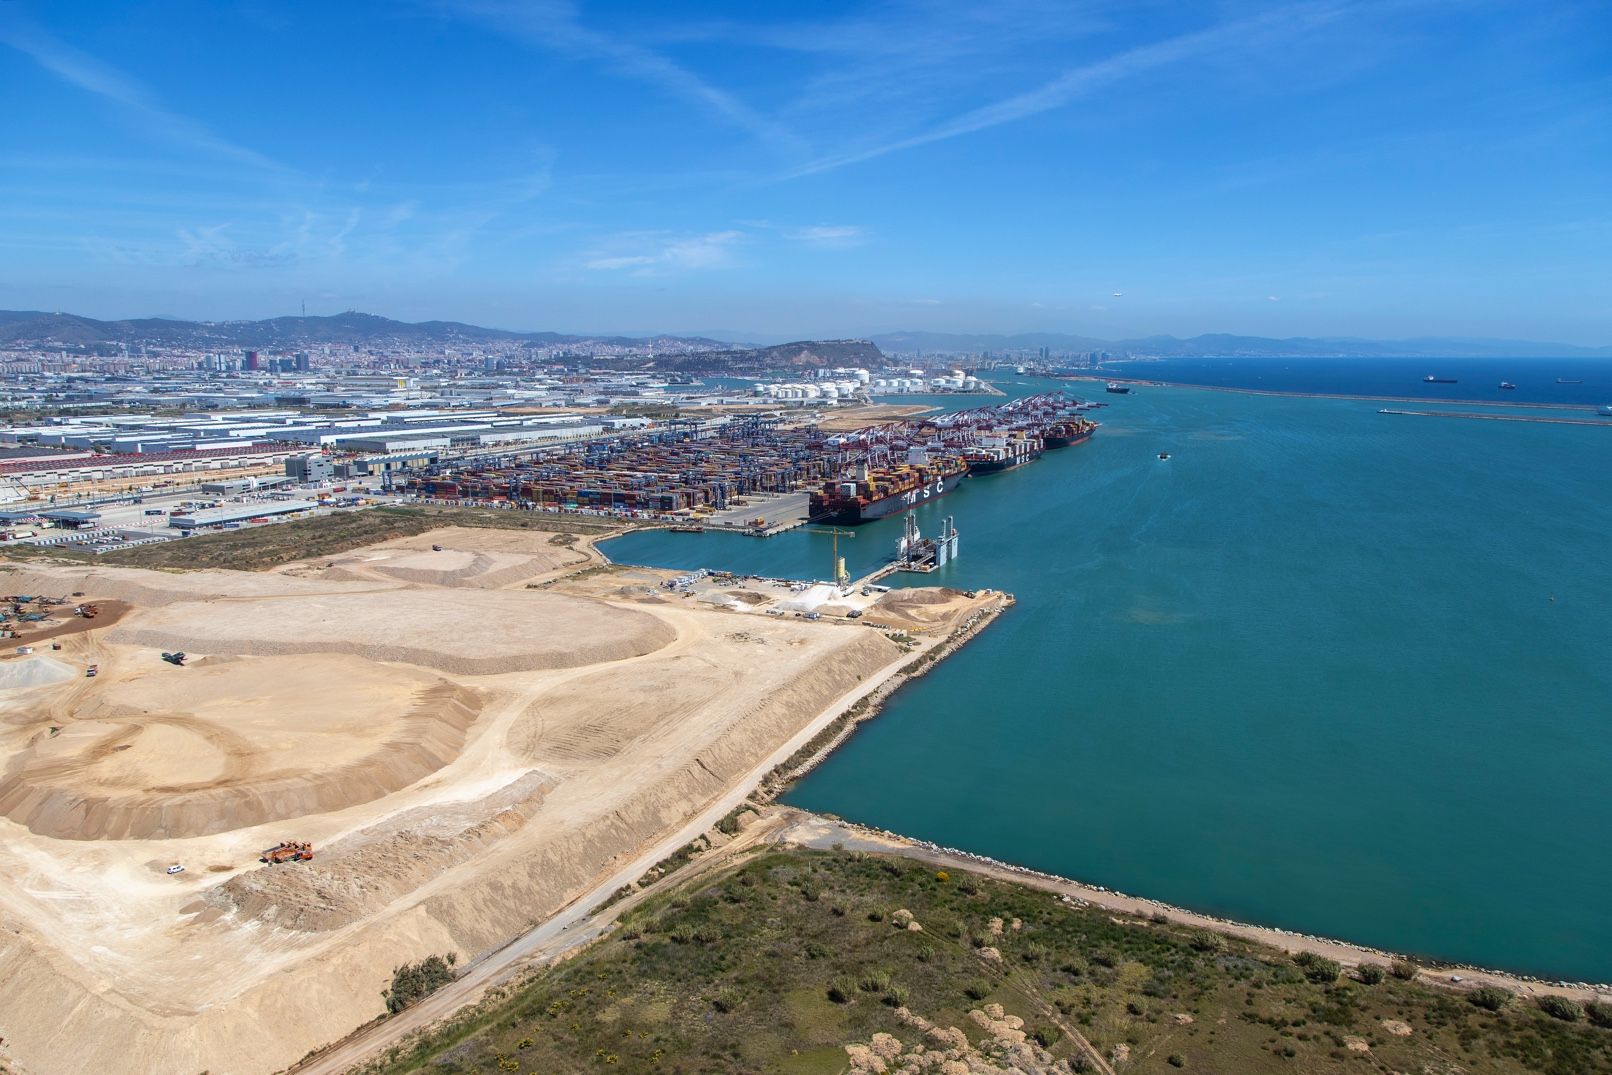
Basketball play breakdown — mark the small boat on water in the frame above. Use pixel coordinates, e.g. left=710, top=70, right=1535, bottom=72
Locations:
left=1598, top=404, right=1612, bottom=417
left=1423, top=375, right=1458, bottom=384
left=1158, top=452, right=1170, bottom=461
left=1498, top=381, right=1516, bottom=390
left=1106, top=382, right=1131, bottom=394
left=1558, top=378, right=1584, bottom=384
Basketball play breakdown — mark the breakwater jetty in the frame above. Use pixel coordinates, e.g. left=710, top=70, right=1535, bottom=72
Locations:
left=1378, top=408, right=1612, bottom=427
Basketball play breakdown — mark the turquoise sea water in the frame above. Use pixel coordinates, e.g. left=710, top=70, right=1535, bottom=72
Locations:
left=601, top=376, right=1612, bottom=981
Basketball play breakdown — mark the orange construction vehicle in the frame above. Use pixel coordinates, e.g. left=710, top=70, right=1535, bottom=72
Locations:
left=260, top=841, right=315, bottom=864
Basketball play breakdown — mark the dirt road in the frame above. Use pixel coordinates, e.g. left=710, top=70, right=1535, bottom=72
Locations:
left=289, top=813, right=799, bottom=1074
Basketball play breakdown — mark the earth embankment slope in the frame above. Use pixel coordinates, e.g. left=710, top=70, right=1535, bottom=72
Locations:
left=0, top=525, right=957, bottom=1075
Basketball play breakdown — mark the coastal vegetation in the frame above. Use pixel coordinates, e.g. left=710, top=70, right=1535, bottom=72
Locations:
left=359, top=848, right=1612, bottom=1075
left=0, top=505, right=624, bottom=572
left=384, top=955, right=458, bottom=1014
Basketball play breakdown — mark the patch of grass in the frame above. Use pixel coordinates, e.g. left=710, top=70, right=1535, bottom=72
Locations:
left=34, top=505, right=627, bottom=573
left=357, top=850, right=1612, bottom=1075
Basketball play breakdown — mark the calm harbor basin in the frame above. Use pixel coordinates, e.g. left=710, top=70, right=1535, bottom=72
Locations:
left=602, top=371, right=1612, bottom=982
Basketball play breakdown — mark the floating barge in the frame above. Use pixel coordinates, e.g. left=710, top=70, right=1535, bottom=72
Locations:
left=894, top=514, right=958, bottom=573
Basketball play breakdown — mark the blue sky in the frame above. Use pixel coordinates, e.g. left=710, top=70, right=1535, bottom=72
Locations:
left=1, top=0, right=1608, bottom=342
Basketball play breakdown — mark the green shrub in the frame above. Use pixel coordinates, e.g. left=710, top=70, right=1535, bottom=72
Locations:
left=828, top=976, right=857, bottom=1004
left=1469, top=986, right=1513, bottom=1011
left=1537, top=995, right=1583, bottom=1022
left=1587, top=1001, right=1612, bottom=1028
left=383, top=954, right=457, bottom=1014
left=859, top=970, right=893, bottom=994
left=1389, top=959, right=1420, bottom=981
left=882, top=984, right=908, bottom=1007
left=1167, top=1055, right=1186, bottom=1068
left=1294, top=952, right=1340, bottom=983
left=964, top=980, right=992, bottom=1001
left=711, top=988, right=741, bottom=1013
left=1356, top=963, right=1386, bottom=985
left=1188, top=930, right=1226, bottom=953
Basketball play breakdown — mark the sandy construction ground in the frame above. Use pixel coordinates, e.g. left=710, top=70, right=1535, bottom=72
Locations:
left=0, top=527, right=987, bottom=1075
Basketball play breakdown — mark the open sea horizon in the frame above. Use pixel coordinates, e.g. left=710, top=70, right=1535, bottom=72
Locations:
left=603, top=360, right=1612, bottom=982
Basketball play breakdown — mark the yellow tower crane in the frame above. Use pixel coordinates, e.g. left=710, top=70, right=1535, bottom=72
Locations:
left=804, top=527, right=856, bottom=587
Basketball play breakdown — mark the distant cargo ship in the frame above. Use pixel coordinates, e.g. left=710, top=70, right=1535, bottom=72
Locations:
left=1599, top=404, right=1612, bottom=417
left=809, top=449, right=968, bottom=524
left=1559, top=378, right=1585, bottom=384
left=1423, top=376, right=1458, bottom=384
left=1498, top=381, right=1516, bottom=390
left=1042, top=420, right=1096, bottom=449
left=1105, top=382, right=1131, bottom=394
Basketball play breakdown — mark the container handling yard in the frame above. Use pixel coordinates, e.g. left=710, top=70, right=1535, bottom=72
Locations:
left=402, top=391, right=1101, bottom=530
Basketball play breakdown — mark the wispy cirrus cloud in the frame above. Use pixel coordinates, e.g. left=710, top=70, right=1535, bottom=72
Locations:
left=443, top=0, right=805, bottom=157
left=782, top=224, right=865, bottom=248
left=583, top=230, right=746, bottom=274
left=0, top=10, right=287, bottom=173
left=785, top=1, right=1354, bottom=177
left=580, top=221, right=867, bottom=273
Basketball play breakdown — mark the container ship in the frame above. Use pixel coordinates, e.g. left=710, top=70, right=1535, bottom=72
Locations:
left=1042, top=417, right=1097, bottom=449
left=962, top=431, right=1042, bottom=474
left=1105, top=382, right=1131, bottom=394
left=1423, top=375, right=1458, bottom=384
left=809, top=447, right=968, bottom=524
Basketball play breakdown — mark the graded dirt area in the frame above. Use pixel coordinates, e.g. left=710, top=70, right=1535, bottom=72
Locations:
left=0, top=526, right=987, bottom=1075
left=282, top=525, right=594, bottom=588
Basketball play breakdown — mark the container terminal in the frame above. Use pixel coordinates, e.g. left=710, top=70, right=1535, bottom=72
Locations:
left=402, top=392, right=1098, bottom=529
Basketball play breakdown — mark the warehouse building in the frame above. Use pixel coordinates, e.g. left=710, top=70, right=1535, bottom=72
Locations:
left=168, top=501, right=319, bottom=529
left=285, top=454, right=336, bottom=482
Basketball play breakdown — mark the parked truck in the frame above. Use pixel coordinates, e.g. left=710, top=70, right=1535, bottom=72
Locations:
left=260, top=841, right=314, bottom=864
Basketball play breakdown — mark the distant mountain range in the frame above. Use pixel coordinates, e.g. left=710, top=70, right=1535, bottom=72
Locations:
left=870, top=330, right=1612, bottom=359
left=2, top=309, right=1605, bottom=361
left=0, top=310, right=732, bottom=352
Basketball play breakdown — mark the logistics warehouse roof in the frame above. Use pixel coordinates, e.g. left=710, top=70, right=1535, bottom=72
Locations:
left=168, top=501, right=318, bottom=527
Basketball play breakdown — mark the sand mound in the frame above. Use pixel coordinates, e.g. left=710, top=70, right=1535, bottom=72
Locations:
left=0, top=656, right=76, bottom=690
left=509, top=655, right=736, bottom=765
left=215, top=771, right=553, bottom=932
left=879, top=588, right=955, bottom=608
left=108, top=588, right=675, bottom=675
left=0, top=656, right=483, bottom=840
left=0, top=564, right=384, bottom=608
left=370, top=550, right=570, bottom=589
left=295, top=527, right=589, bottom=589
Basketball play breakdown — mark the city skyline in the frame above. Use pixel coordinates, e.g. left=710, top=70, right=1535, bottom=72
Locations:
left=2, top=0, right=1609, bottom=343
